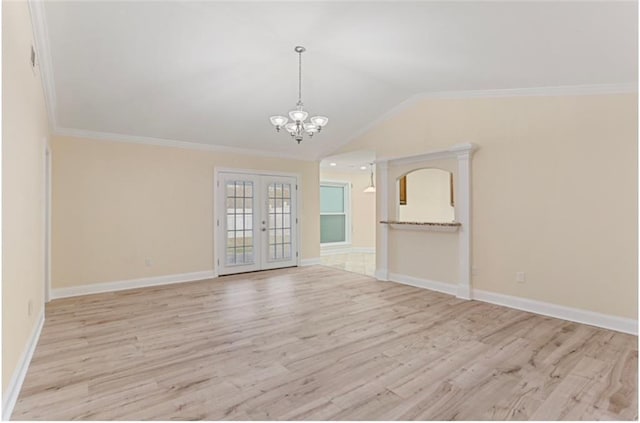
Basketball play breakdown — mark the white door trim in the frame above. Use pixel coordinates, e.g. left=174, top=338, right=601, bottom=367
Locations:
left=44, top=141, right=52, bottom=303
left=214, top=167, right=302, bottom=275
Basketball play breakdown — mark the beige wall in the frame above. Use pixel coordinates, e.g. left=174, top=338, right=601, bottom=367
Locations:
left=385, top=158, right=458, bottom=284
left=2, top=1, right=49, bottom=393
left=344, top=93, right=638, bottom=319
left=52, top=136, right=320, bottom=288
left=320, top=170, right=376, bottom=249
left=398, top=168, right=455, bottom=223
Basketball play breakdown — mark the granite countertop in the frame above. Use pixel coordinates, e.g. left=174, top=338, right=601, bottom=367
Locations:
left=380, top=220, right=462, bottom=227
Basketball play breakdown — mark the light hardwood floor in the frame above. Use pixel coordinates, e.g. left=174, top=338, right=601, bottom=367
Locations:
left=12, top=266, right=638, bottom=420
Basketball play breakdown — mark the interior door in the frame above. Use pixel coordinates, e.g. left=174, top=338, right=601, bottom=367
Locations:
left=217, top=172, right=298, bottom=276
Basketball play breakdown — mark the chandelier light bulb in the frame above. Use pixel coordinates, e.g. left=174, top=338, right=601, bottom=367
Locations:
left=289, top=110, right=308, bottom=122
left=303, top=123, right=318, bottom=133
left=310, top=116, right=329, bottom=127
left=284, top=122, right=298, bottom=134
left=270, top=116, right=288, bottom=128
left=269, top=46, right=328, bottom=144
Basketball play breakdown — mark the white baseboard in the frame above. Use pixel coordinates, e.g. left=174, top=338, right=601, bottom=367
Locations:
left=320, top=247, right=375, bottom=256
left=51, top=270, right=216, bottom=299
left=374, top=268, right=388, bottom=281
left=3, top=310, right=45, bottom=420
left=300, top=258, right=322, bottom=266
left=382, top=273, right=637, bottom=335
left=473, top=289, right=638, bottom=336
left=387, top=272, right=457, bottom=296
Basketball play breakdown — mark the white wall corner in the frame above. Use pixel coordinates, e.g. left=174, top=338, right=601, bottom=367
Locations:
left=300, top=258, right=322, bottom=266
left=472, top=289, right=638, bottom=336
left=27, top=0, right=58, bottom=130
left=2, top=310, right=45, bottom=421
left=50, top=270, right=216, bottom=299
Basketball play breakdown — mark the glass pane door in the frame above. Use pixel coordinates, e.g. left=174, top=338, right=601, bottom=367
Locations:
left=225, top=180, right=254, bottom=266
left=262, top=176, right=297, bottom=270
left=218, top=173, right=261, bottom=275
left=217, top=172, right=298, bottom=275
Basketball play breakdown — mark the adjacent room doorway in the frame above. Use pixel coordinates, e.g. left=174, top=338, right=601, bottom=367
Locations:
left=215, top=171, right=298, bottom=276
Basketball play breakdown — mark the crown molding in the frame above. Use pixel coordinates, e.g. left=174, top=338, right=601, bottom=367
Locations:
left=418, top=83, right=638, bottom=100
left=324, top=82, right=638, bottom=159
left=28, top=0, right=58, bottom=129
left=376, top=142, right=478, bottom=166
left=53, top=127, right=317, bottom=161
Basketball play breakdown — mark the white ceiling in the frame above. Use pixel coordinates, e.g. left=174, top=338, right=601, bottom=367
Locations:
left=40, top=1, right=637, bottom=160
left=320, top=150, right=376, bottom=173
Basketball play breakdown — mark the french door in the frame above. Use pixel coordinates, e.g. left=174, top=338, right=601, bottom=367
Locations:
left=216, top=171, right=298, bottom=275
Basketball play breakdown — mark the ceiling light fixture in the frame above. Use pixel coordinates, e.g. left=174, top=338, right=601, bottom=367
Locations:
left=360, top=166, right=367, bottom=170
left=364, top=163, right=376, bottom=193
left=269, top=46, right=328, bottom=144
left=329, top=162, right=337, bottom=167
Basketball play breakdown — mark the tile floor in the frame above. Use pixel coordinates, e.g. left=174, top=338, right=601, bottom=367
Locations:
left=321, top=252, right=375, bottom=277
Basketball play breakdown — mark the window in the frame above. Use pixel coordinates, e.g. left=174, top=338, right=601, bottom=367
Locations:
left=320, top=182, right=350, bottom=244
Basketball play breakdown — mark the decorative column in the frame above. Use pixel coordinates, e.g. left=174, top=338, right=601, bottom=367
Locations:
left=454, top=147, right=473, bottom=299
left=375, top=160, right=389, bottom=281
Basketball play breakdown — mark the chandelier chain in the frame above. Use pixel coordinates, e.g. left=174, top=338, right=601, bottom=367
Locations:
left=298, top=50, right=303, bottom=106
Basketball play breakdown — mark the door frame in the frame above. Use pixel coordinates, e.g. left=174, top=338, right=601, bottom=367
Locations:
left=44, top=142, right=52, bottom=303
left=213, top=167, right=302, bottom=276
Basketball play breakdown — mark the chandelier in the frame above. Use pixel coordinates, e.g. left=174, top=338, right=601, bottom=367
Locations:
left=364, top=163, right=376, bottom=193
left=269, top=46, right=328, bottom=144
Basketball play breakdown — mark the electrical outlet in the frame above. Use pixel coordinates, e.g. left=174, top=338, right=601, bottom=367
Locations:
left=145, top=258, right=152, bottom=267
left=28, top=300, right=33, bottom=316
left=516, top=272, right=526, bottom=283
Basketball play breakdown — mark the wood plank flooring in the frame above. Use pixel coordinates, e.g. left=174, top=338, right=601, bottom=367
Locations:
left=12, top=266, right=638, bottom=420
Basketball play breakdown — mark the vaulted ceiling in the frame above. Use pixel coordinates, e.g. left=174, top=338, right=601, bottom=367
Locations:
left=36, top=1, right=637, bottom=160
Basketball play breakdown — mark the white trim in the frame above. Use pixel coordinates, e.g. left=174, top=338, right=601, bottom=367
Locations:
left=2, top=310, right=45, bottom=421
left=472, top=289, right=638, bottom=336
left=55, top=127, right=316, bottom=161
left=323, top=83, right=637, bottom=157
left=320, top=246, right=375, bottom=256
left=374, top=269, right=388, bottom=281
left=44, top=142, right=51, bottom=302
left=27, top=0, right=58, bottom=130
left=379, top=142, right=477, bottom=166
left=320, top=246, right=352, bottom=256
left=300, top=258, right=322, bottom=266
left=385, top=223, right=460, bottom=232
left=417, top=83, right=637, bottom=99
left=50, top=271, right=216, bottom=300
left=352, top=247, right=375, bottom=254
left=387, top=272, right=457, bottom=296
left=376, top=161, right=389, bottom=281
left=455, top=149, right=472, bottom=300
